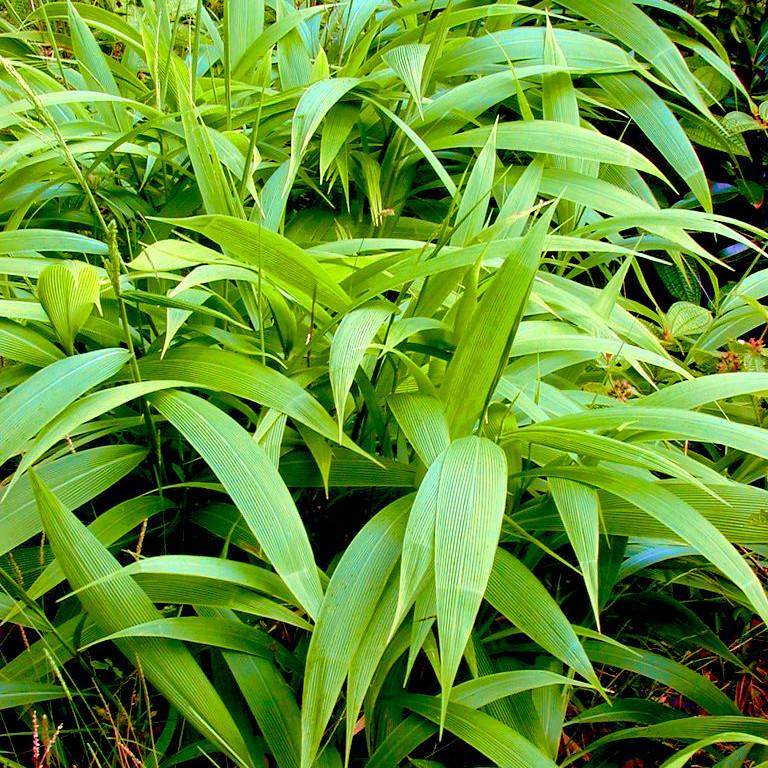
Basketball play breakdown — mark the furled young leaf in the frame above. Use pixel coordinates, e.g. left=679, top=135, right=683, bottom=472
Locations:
left=37, top=260, right=101, bottom=355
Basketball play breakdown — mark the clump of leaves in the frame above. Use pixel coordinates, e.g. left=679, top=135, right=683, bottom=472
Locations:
left=0, top=1, right=767, bottom=767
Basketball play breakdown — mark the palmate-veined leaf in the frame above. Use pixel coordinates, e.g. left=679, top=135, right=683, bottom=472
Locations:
left=37, top=260, right=101, bottom=355
left=148, top=390, right=324, bottom=620
left=0, top=348, right=129, bottom=466
left=29, top=471, right=254, bottom=768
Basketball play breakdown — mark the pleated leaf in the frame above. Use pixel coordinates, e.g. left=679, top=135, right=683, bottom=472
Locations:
left=148, top=390, right=324, bottom=620
left=0, top=348, right=129, bottom=466
left=329, top=303, right=392, bottom=440
left=550, top=478, right=601, bottom=629
left=29, top=471, right=253, bottom=768
left=434, top=436, right=507, bottom=730
left=37, top=261, right=101, bottom=355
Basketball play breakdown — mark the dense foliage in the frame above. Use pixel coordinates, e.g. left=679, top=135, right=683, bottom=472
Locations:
left=1, top=0, right=768, bottom=766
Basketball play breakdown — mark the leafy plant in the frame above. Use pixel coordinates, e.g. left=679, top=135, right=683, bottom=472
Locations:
left=0, top=1, right=767, bottom=767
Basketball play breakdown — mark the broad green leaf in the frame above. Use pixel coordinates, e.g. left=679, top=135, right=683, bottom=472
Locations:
left=557, top=0, right=711, bottom=114
left=431, top=122, right=663, bottom=178
left=29, top=471, right=254, bottom=768
left=548, top=468, right=768, bottom=625
left=486, top=549, right=598, bottom=687
left=550, top=479, right=601, bottom=629
left=383, top=44, right=429, bottom=116
left=451, top=123, right=496, bottom=247
left=0, top=318, right=63, bottom=367
left=301, top=496, right=411, bottom=768
left=0, top=445, right=146, bottom=557
left=0, top=681, right=65, bottom=710
left=329, top=303, right=392, bottom=439
left=434, top=436, right=507, bottom=728
left=160, top=216, right=351, bottom=312
left=583, top=641, right=739, bottom=715
left=289, top=77, right=359, bottom=182
left=0, top=229, right=107, bottom=255
left=138, top=347, right=343, bottom=446
left=441, top=207, right=551, bottom=437
left=401, top=695, right=557, bottom=768
left=149, top=390, right=324, bottom=620
left=599, top=73, right=711, bottom=211
left=388, top=393, right=450, bottom=467
left=37, top=260, right=101, bottom=355
left=0, top=348, right=130, bottom=466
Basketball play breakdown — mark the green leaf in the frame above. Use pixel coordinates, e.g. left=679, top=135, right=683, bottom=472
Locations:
left=388, top=394, right=450, bottom=467
left=0, top=681, right=65, bottom=710
left=441, top=207, right=551, bottom=437
left=29, top=471, right=254, bottom=767
left=301, top=496, right=411, bottom=768
left=431, top=122, right=663, bottom=178
left=550, top=479, right=601, bottom=629
left=0, top=318, right=64, bottom=367
left=158, top=216, right=351, bottom=312
left=0, top=445, right=147, bottom=557
left=383, top=44, right=429, bottom=116
left=434, top=436, right=508, bottom=729
left=37, top=260, right=101, bottom=355
left=149, top=390, right=324, bottom=620
left=329, top=303, right=392, bottom=440
left=486, top=549, right=599, bottom=688
left=0, top=348, right=130, bottom=466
